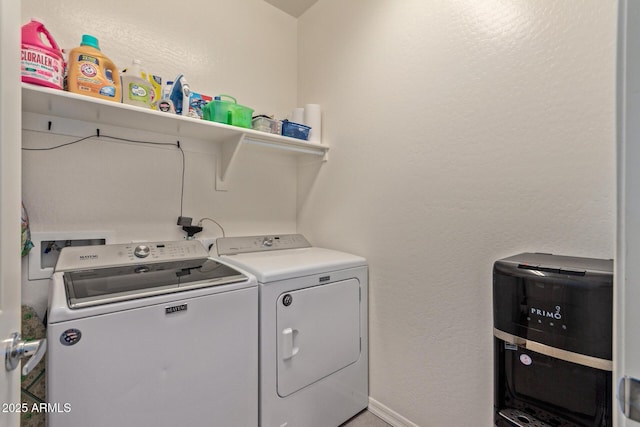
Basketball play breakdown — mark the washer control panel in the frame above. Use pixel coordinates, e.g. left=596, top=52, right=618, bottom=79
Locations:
left=217, top=234, right=311, bottom=256
left=54, top=240, right=209, bottom=271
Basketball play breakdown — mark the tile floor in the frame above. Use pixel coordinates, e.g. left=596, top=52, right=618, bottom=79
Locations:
left=341, top=410, right=391, bottom=427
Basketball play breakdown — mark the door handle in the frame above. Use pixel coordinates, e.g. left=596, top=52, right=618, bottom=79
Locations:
left=618, top=376, right=640, bottom=422
left=4, top=332, right=46, bottom=375
left=282, top=327, right=299, bottom=360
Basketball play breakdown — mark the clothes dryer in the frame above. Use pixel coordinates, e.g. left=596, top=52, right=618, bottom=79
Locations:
left=216, top=234, right=368, bottom=427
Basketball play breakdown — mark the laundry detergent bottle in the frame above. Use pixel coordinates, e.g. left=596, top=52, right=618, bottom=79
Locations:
left=66, top=34, right=120, bottom=101
left=120, top=59, right=155, bottom=108
left=21, top=19, right=64, bottom=89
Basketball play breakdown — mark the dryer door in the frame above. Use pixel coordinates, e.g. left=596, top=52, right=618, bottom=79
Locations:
left=276, top=278, right=361, bottom=397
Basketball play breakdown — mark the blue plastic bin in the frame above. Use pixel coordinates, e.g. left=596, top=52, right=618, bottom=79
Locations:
left=280, top=120, right=311, bottom=140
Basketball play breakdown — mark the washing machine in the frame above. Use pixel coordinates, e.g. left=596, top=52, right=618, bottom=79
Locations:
left=216, top=234, right=368, bottom=427
left=47, top=240, right=258, bottom=427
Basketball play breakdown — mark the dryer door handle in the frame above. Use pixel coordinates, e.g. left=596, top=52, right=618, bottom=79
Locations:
left=282, top=327, right=299, bottom=360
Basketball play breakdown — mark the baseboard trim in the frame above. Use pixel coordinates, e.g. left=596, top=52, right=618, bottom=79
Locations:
left=368, top=397, right=419, bottom=427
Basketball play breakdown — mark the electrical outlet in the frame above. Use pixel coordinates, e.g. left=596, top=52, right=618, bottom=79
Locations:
left=177, top=216, right=193, bottom=226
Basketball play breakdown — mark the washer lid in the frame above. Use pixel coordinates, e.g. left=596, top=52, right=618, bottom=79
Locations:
left=64, top=258, right=247, bottom=308
left=218, top=247, right=366, bottom=282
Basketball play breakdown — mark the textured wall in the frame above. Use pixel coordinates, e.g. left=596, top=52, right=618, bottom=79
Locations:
left=297, top=1, right=616, bottom=425
left=20, top=0, right=299, bottom=316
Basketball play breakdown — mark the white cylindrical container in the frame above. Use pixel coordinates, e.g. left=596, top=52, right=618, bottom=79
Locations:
left=303, top=104, right=321, bottom=143
left=291, top=107, right=304, bottom=124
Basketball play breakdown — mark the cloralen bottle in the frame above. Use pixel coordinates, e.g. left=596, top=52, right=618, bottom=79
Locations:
left=66, top=34, right=120, bottom=101
left=20, top=19, right=64, bottom=89
left=120, top=59, right=154, bottom=109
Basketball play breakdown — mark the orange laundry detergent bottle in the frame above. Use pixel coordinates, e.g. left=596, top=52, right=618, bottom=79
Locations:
left=20, top=19, right=64, bottom=89
left=66, top=34, right=120, bottom=101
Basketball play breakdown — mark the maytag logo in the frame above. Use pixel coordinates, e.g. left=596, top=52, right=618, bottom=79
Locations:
left=79, top=254, right=98, bottom=260
left=530, top=305, right=562, bottom=320
left=165, top=304, right=187, bottom=315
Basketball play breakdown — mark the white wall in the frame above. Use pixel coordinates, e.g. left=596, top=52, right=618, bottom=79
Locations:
left=297, top=1, right=617, bottom=425
left=20, top=0, right=299, bottom=316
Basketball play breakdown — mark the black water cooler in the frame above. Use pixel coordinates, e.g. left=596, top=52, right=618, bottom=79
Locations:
left=493, top=253, right=613, bottom=427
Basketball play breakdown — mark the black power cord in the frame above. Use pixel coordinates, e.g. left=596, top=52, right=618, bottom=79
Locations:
left=22, top=131, right=186, bottom=217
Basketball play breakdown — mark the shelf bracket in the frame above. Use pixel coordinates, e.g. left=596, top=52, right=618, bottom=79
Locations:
left=216, top=133, right=245, bottom=191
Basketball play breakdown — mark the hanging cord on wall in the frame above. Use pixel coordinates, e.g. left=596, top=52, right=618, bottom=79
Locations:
left=178, top=142, right=185, bottom=217
left=197, top=217, right=226, bottom=237
left=21, top=134, right=96, bottom=151
left=22, top=131, right=186, bottom=217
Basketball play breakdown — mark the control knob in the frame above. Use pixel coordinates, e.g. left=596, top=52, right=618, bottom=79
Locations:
left=134, top=245, right=151, bottom=258
left=262, top=237, right=274, bottom=247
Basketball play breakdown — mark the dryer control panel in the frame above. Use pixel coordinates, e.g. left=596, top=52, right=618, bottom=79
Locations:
left=217, top=234, right=311, bottom=255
